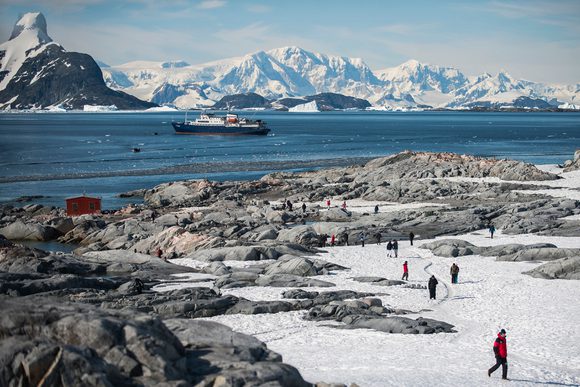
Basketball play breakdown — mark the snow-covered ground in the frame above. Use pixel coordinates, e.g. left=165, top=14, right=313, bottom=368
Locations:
left=178, top=231, right=580, bottom=386
left=163, top=165, right=580, bottom=386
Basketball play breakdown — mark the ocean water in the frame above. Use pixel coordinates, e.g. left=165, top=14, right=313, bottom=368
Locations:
left=0, top=111, right=579, bottom=208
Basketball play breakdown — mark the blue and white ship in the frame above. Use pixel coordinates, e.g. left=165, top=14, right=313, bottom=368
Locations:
left=172, top=112, right=271, bottom=135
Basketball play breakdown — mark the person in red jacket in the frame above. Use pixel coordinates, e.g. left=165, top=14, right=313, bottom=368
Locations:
left=488, top=329, right=508, bottom=380
left=402, top=261, right=409, bottom=280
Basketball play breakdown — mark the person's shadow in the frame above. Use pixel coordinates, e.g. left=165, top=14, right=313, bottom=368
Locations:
left=508, top=378, right=579, bottom=386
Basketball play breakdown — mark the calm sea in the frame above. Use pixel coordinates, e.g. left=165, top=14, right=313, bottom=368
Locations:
left=0, top=111, right=579, bottom=208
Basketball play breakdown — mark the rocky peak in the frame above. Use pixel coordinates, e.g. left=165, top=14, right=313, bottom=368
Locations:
left=9, top=12, right=52, bottom=44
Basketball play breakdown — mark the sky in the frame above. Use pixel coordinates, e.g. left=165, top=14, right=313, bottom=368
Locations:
left=0, top=0, right=579, bottom=84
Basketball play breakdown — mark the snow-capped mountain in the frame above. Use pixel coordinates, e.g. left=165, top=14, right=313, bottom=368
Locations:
left=375, top=60, right=468, bottom=107
left=102, top=47, right=387, bottom=109
left=0, top=12, right=155, bottom=110
left=103, top=46, right=579, bottom=110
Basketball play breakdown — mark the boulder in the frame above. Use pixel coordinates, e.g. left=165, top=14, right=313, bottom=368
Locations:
left=255, top=274, right=335, bottom=288
left=0, top=220, right=60, bottom=241
left=353, top=277, right=406, bottom=286
left=343, top=316, right=456, bottom=334
left=320, top=208, right=352, bottom=221
left=226, top=299, right=295, bottom=315
left=497, top=248, right=580, bottom=262
left=523, top=256, right=580, bottom=280
left=420, top=239, right=477, bottom=257
left=277, top=225, right=320, bottom=246
left=264, top=256, right=318, bottom=276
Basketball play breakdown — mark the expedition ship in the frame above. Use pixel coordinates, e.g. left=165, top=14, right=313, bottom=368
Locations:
left=172, top=112, right=271, bottom=135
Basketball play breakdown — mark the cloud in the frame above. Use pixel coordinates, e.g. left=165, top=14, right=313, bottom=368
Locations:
left=373, top=34, right=580, bottom=83
left=197, top=0, right=226, bottom=9
left=472, top=0, right=580, bottom=34
left=246, top=4, right=271, bottom=13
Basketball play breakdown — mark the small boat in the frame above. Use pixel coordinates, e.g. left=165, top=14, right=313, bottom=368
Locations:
left=172, top=112, right=271, bottom=135
left=132, top=147, right=141, bottom=153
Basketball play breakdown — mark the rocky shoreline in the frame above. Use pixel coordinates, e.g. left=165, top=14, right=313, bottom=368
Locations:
left=1, top=150, right=580, bottom=385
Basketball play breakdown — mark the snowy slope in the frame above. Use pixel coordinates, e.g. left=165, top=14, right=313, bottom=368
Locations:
left=164, top=168, right=580, bottom=386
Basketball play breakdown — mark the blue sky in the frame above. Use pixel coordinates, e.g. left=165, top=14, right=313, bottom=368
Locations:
left=1, top=0, right=579, bottom=83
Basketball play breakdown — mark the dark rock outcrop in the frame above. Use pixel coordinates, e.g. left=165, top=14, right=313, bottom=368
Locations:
left=213, top=92, right=271, bottom=109
left=0, top=299, right=310, bottom=386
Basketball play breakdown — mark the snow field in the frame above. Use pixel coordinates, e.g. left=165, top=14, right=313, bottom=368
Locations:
left=179, top=233, right=580, bottom=386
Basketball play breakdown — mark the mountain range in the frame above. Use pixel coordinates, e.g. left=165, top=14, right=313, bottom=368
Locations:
left=1, top=12, right=579, bottom=111
left=102, top=46, right=580, bottom=111
left=0, top=13, right=154, bottom=110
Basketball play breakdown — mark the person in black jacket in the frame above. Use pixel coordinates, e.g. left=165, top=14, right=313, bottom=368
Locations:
left=428, top=275, right=438, bottom=299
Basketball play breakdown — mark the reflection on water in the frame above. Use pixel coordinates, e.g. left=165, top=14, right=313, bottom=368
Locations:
left=17, top=240, right=79, bottom=254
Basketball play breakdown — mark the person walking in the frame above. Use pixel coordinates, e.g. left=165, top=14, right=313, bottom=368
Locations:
left=402, top=261, right=409, bottom=280
left=302, top=203, right=307, bottom=213
left=488, top=329, right=508, bottom=380
left=489, top=224, right=496, bottom=239
left=450, top=263, right=460, bottom=284
left=341, top=201, right=347, bottom=210
left=286, top=200, right=293, bottom=211
left=374, top=231, right=381, bottom=245
left=330, top=234, right=336, bottom=247
left=409, top=231, right=415, bottom=246
left=326, top=199, right=331, bottom=209
left=386, top=240, right=393, bottom=257
left=428, top=275, right=438, bottom=299
left=358, top=232, right=366, bottom=247
left=374, top=205, right=379, bottom=214
left=393, top=240, right=399, bottom=258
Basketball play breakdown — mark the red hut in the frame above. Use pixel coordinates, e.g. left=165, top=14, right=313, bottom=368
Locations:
left=66, top=195, right=101, bottom=216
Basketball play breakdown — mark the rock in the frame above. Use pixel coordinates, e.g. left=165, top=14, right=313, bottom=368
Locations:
left=0, top=299, right=310, bottom=386
left=154, top=213, right=179, bottom=227
left=186, top=246, right=262, bottom=261
left=47, top=217, right=75, bottom=235
left=265, top=256, right=318, bottom=276
left=164, top=319, right=282, bottom=362
left=226, top=299, right=295, bottom=315
left=362, top=298, right=382, bottom=307
left=277, top=225, right=320, bottom=246
left=255, top=274, right=335, bottom=288
left=256, top=227, right=279, bottom=241
left=144, top=180, right=217, bottom=207
left=482, top=243, right=557, bottom=257
left=343, top=316, right=456, bottom=334
left=563, top=149, right=580, bottom=172
left=266, top=209, right=292, bottom=224
left=82, top=249, right=196, bottom=277
left=202, top=262, right=231, bottom=276
left=0, top=220, right=60, bottom=241
left=496, top=248, right=580, bottom=262
left=320, top=208, right=352, bottom=221
left=523, top=256, right=580, bottom=280
left=420, top=239, right=477, bottom=257
left=353, top=277, right=406, bottom=286
left=214, top=272, right=260, bottom=289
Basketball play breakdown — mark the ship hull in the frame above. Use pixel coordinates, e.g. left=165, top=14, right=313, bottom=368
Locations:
left=172, top=122, right=270, bottom=135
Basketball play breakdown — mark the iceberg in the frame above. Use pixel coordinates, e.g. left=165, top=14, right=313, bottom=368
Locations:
left=289, top=100, right=319, bottom=112
left=83, top=104, right=118, bottom=112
